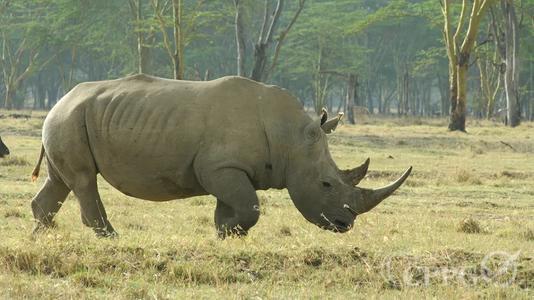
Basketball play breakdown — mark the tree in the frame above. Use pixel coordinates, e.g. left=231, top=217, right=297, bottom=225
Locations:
left=233, top=0, right=246, bottom=76
left=152, top=0, right=205, bottom=79
left=152, top=0, right=183, bottom=79
left=490, top=0, right=520, bottom=126
left=233, top=0, right=305, bottom=82
left=0, top=1, right=58, bottom=109
left=441, top=0, right=494, bottom=131
left=474, top=35, right=502, bottom=119
left=129, top=0, right=151, bottom=74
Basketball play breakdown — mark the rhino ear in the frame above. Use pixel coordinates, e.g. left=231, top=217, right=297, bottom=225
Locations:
left=321, top=112, right=344, bottom=134
left=320, top=107, right=328, bottom=126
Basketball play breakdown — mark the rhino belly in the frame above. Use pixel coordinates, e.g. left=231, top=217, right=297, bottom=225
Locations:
left=98, top=160, right=205, bottom=201
left=85, top=95, right=207, bottom=201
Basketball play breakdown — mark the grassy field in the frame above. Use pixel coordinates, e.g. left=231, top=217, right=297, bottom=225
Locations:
left=0, top=110, right=533, bottom=299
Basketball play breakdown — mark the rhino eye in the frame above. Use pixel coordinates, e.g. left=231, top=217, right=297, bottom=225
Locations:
left=321, top=181, right=332, bottom=188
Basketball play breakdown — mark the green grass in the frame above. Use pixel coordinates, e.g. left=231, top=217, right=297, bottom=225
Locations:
left=0, top=111, right=533, bottom=299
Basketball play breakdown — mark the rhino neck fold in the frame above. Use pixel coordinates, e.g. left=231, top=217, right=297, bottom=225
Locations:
left=259, top=119, right=288, bottom=190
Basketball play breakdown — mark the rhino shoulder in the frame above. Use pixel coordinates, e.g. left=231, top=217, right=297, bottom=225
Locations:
left=210, top=75, right=258, bottom=87
left=121, top=73, right=159, bottom=83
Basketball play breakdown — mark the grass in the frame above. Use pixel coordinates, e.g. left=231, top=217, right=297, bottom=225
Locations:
left=0, top=111, right=533, bottom=298
left=0, top=156, right=31, bottom=167
left=458, top=217, right=486, bottom=234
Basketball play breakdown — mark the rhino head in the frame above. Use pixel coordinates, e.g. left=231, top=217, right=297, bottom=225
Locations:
left=286, top=110, right=411, bottom=232
left=0, top=136, right=9, bottom=158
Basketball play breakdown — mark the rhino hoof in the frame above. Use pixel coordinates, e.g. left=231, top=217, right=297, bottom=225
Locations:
left=95, top=229, right=119, bottom=238
left=31, top=221, right=57, bottom=236
left=217, top=227, right=248, bottom=239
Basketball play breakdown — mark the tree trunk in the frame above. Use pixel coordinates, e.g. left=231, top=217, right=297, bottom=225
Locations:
left=336, top=86, right=344, bottom=114
left=251, top=0, right=305, bottom=82
left=133, top=0, right=149, bottom=74
left=437, top=73, right=449, bottom=116
left=502, top=0, right=520, bottom=127
left=250, top=44, right=267, bottom=82
left=402, top=70, right=409, bottom=115
left=34, top=74, right=46, bottom=109
left=250, top=0, right=283, bottom=82
left=172, top=0, right=183, bottom=79
left=4, top=84, right=13, bottom=110
left=442, top=0, right=491, bottom=131
left=366, top=80, right=373, bottom=114
left=447, top=65, right=460, bottom=130
left=450, top=54, right=468, bottom=132
left=47, top=85, right=59, bottom=109
left=529, top=61, right=533, bottom=121
left=234, top=0, right=246, bottom=76
left=345, top=74, right=357, bottom=124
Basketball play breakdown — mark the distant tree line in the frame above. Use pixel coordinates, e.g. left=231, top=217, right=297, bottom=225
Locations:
left=0, top=0, right=533, bottom=130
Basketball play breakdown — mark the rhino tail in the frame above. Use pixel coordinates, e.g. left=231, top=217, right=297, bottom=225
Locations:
left=31, top=144, right=45, bottom=182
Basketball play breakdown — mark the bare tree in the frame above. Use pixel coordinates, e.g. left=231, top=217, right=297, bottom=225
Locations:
left=234, top=0, right=246, bottom=76
left=153, top=0, right=204, bottom=79
left=441, top=0, right=493, bottom=131
left=320, top=70, right=358, bottom=124
left=490, top=0, right=520, bottom=126
left=1, top=36, right=56, bottom=109
left=234, top=0, right=305, bottom=82
left=129, top=0, right=150, bottom=74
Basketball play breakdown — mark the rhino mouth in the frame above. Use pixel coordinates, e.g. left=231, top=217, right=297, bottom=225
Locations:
left=333, top=219, right=351, bottom=232
left=320, top=212, right=352, bottom=232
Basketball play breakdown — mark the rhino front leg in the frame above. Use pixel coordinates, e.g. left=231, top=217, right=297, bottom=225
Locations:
left=202, top=169, right=260, bottom=238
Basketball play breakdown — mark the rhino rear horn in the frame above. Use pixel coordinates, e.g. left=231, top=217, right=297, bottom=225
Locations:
left=340, top=157, right=370, bottom=186
left=355, top=167, right=412, bottom=214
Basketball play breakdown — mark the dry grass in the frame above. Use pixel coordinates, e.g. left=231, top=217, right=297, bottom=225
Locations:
left=0, top=156, right=30, bottom=166
left=458, top=217, right=487, bottom=234
left=523, top=229, right=534, bottom=241
left=0, top=112, right=533, bottom=298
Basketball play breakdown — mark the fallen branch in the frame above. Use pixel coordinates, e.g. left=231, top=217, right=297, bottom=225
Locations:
left=500, top=141, right=516, bottom=151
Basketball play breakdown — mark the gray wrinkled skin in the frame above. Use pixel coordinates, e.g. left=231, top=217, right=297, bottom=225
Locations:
left=31, top=74, right=410, bottom=238
left=0, top=136, right=9, bottom=158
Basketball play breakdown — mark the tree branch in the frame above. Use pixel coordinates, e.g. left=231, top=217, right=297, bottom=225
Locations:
left=151, top=0, right=175, bottom=65
left=265, top=0, right=305, bottom=80
left=258, top=0, right=270, bottom=44
left=320, top=70, right=350, bottom=79
left=453, top=0, right=468, bottom=53
left=264, top=0, right=283, bottom=44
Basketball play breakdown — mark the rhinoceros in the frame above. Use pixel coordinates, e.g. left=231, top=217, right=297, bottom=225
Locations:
left=31, top=74, right=411, bottom=237
left=0, top=136, right=9, bottom=158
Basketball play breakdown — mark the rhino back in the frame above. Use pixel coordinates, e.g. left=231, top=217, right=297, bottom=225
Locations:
left=79, top=75, right=208, bottom=199
left=44, top=74, right=307, bottom=200
left=43, top=75, right=311, bottom=201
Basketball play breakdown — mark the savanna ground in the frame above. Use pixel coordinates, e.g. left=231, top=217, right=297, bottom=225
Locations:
left=0, top=110, right=533, bottom=299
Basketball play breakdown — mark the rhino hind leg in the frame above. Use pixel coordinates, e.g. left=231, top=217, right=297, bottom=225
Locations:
left=202, top=169, right=260, bottom=238
left=71, top=176, right=117, bottom=237
left=31, top=164, right=71, bottom=234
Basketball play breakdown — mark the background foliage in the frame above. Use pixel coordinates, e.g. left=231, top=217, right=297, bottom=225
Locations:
left=0, top=0, right=533, bottom=119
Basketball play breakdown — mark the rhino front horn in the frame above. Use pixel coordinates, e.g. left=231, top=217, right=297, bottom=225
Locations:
left=355, top=166, right=412, bottom=214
